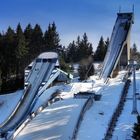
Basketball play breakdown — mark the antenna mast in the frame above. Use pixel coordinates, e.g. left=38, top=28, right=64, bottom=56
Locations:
left=119, top=6, right=121, bottom=13
left=132, top=4, right=134, bottom=14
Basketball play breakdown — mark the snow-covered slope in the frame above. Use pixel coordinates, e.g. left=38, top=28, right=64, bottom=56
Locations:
left=0, top=90, right=23, bottom=125
left=112, top=71, right=140, bottom=140
left=1, top=70, right=139, bottom=140
left=15, top=99, right=87, bottom=140
left=77, top=75, right=125, bottom=140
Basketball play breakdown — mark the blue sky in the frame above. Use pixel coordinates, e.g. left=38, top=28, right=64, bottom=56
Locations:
left=0, top=0, right=140, bottom=50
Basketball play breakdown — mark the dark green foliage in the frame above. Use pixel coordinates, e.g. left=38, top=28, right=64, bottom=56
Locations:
left=131, top=43, right=140, bottom=64
left=59, top=57, right=70, bottom=73
left=79, top=33, right=93, bottom=59
left=44, top=22, right=60, bottom=51
left=24, top=24, right=33, bottom=62
left=31, top=24, right=43, bottom=57
left=0, top=22, right=61, bottom=93
left=133, top=43, right=137, bottom=55
left=0, top=22, right=110, bottom=93
left=15, top=23, right=28, bottom=76
left=78, top=64, right=87, bottom=80
left=78, top=57, right=95, bottom=80
left=0, top=76, right=24, bottom=94
left=1, top=27, right=16, bottom=82
left=66, top=33, right=93, bottom=63
left=66, top=41, right=77, bottom=62
left=132, top=115, right=140, bottom=140
left=105, top=37, right=109, bottom=52
left=94, top=36, right=108, bottom=61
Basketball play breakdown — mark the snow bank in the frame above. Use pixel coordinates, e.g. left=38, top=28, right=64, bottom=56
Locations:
left=0, top=90, right=23, bottom=125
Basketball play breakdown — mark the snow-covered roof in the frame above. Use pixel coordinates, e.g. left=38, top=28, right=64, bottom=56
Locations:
left=38, top=52, right=58, bottom=59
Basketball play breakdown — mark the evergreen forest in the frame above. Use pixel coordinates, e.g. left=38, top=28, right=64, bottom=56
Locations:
left=0, top=22, right=116, bottom=93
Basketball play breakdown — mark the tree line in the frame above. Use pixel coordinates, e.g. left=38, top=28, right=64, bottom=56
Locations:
left=0, top=22, right=108, bottom=93
left=0, top=23, right=60, bottom=92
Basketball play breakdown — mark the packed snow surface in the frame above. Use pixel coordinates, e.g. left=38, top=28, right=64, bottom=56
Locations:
left=0, top=90, right=23, bottom=125
left=1, top=70, right=139, bottom=140
left=32, top=85, right=65, bottom=112
left=16, top=99, right=87, bottom=140
left=112, top=71, right=140, bottom=140
left=77, top=73, right=125, bottom=140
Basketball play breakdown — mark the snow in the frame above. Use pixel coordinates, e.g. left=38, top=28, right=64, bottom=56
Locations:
left=33, top=75, right=105, bottom=113
left=32, top=85, right=65, bottom=112
left=15, top=99, right=87, bottom=140
left=1, top=68, right=138, bottom=140
left=112, top=71, right=140, bottom=140
left=38, top=52, right=58, bottom=59
left=77, top=74, right=125, bottom=140
left=0, top=90, right=23, bottom=126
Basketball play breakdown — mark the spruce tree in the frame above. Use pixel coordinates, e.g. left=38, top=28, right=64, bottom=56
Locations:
left=75, top=36, right=81, bottom=62
left=1, top=27, right=16, bottom=81
left=66, top=41, right=77, bottom=62
left=24, top=24, right=33, bottom=42
left=131, top=43, right=140, bottom=64
left=78, top=56, right=94, bottom=80
left=24, top=24, right=33, bottom=61
left=31, top=24, right=43, bottom=58
left=94, top=36, right=106, bottom=61
left=78, top=33, right=93, bottom=60
left=44, top=22, right=60, bottom=51
left=105, top=37, right=109, bottom=53
left=132, top=43, right=137, bottom=56
left=15, top=23, right=28, bottom=76
left=66, top=33, right=93, bottom=63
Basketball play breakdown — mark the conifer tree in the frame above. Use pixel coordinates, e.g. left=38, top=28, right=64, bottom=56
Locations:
left=24, top=24, right=33, bottom=61
left=78, top=56, right=94, bottom=80
left=44, top=22, right=60, bottom=51
left=131, top=43, right=140, bottom=63
left=31, top=24, right=43, bottom=58
left=94, top=36, right=106, bottom=61
left=66, top=33, right=93, bottom=63
left=78, top=33, right=93, bottom=60
left=66, top=41, right=77, bottom=62
left=15, top=23, right=28, bottom=76
left=24, top=24, right=33, bottom=42
left=0, top=27, right=16, bottom=82
left=75, top=36, right=81, bottom=62
left=105, top=37, right=109, bottom=52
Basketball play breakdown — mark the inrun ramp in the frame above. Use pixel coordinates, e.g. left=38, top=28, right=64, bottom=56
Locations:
left=100, top=12, right=134, bottom=80
left=0, top=52, right=58, bottom=134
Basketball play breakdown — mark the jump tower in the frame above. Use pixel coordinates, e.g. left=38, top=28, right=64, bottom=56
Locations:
left=100, top=12, right=134, bottom=80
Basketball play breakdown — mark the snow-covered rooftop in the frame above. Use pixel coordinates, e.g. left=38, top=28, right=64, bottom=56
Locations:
left=38, top=52, right=58, bottom=59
